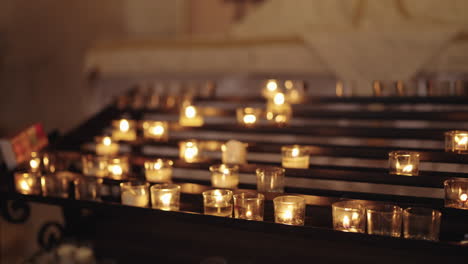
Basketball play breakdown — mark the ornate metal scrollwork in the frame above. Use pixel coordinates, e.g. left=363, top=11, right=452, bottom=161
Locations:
left=37, top=221, right=65, bottom=251
left=0, top=199, right=31, bottom=223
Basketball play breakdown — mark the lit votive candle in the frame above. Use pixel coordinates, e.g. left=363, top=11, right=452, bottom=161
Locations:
left=233, top=192, right=264, bottom=221
left=95, top=136, right=119, bottom=156
left=82, top=155, right=109, bottom=177
left=112, top=119, right=137, bottom=141
left=179, top=140, right=201, bottom=163
left=144, top=158, right=173, bottom=183
left=261, top=79, right=279, bottom=99
left=179, top=105, right=204, bottom=127
left=150, top=183, right=181, bottom=211
left=282, top=145, right=310, bottom=169
left=221, top=140, right=247, bottom=165
left=202, top=189, right=233, bottom=217
left=256, top=167, right=285, bottom=193
left=444, top=178, right=468, bottom=210
left=332, top=200, right=366, bottom=233
left=274, top=195, right=306, bottom=226
left=445, top=130, right=468, bottom=154
left=15, top=172, right=41, bottom=195
left=29, top=152, right=41, bottom=173
left=266, top=94, right=292, bottom=127
left=107, top=157, right=129, bottom=180
left=120, top=182, right=150, bottom=207
left=388, top=151, right=420, bottom=176
left=210, top=164, right=239, bottom=189
left=143, top=121, right=169, bottom=141
left=236, top=107, right=262, bottom=127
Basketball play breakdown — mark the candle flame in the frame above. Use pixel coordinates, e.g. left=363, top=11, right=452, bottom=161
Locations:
left=282, top=206, right=293, bottom=221
left=291, top=148, right=300, bottom=157
left=243, top=114, right=256, bottom=124
left=402, top=164, right=413, bottom=173
left=214, top=190, right=223, bottom=202
left=185, top=106, right=197, bottom=118
left=119, top=119, right=130, bottom=132
left=29, top=159, right=39, bottom=170
left=103, top=137, right=112, bottom=146
left=275, top=115, right=287, bottom=123
left=20, top=180, right=30, bottom=191
left=185, top=144, right=198, bottom=160
left=150, top=125, right=164, bottom=136
left=455, top=135, right=468, bottom=145
left=284, top=80, right=293, bottom=90
left=343, top=215, right=350, bottom=229
left=160, top=193, right=172, bottom=206
left=110, top=165, right=123, bottom=176
left=460, top=193, right=468, bottom=202
left=266, top=80, right=278, bottom=92
left=273, top=93, right=285, bottom=105
left=154, top=162, right=162, bottom=170
left=246, top=210, right=252, bottom=218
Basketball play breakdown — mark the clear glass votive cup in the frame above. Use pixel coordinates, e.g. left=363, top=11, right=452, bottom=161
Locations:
left=444, top=178, right=468, bottom=210
left=82, top=154, right=109, bottom=177
left=273, top=195, right=306, bottom=226
left=15, top=172, right=41, bottom=195
left=403, top=207, right=441, bottom=241
left=142, top=121, right=169, bottom=141
left=107, top=157, right=130, bottom=180
left=150, top=183, right=181, bottom=211
left=236, top=107, right=262, bottom=127
left=388, top=151, right=420, bottom=176
left=120, top=181, right=150, bottom=208
left=202, top=189, right=233, bottom=217
left=74, top=176, right=102, bottom=201
left=210, top=164, right=239, bottom=189
left=366, top=204, right=403, bottom=237
left=256, top=167, right=285, bottom=193
left=41, top=171, right=77, bottom=198
left=179, top=140, right=201, bottom=163
left=332, top=200, right=366, bottom=233
left=144, top=158, right=173, bottom=183
left=233, top=192, right=264, bottom=221
left=445, top=130, right=468, bottom=154
left=281, top=145, right=310, bottom=169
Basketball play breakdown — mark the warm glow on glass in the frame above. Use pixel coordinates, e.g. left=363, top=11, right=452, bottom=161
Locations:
left=273, top=93, right=285, bottom=105
left=20, top=181, right=30, bottom=191
left=291, top=148, right=299, bottom=157
left=460, top=193, right=468, bottom=202
left=185, top=143, right=198, bottom=160
left=455, top=134, right=468, bottom=145
left=30, top=159, right=39, bottom=170
left=103, top=137, right=112, bottom=146
left=243, top=114, right=256, bottom=124
left=266, top=79, right=278, bottom=91
left=284, top=80, right=293, bottom=89
left=150, top=125, right=164, bottom=136
left=119, top=119, right=130, bottom=132
left=160, top=193, right=172, bottom=206
left=185, top=106, right=197, bottom=118
left=111, top=165, right=123, bottom=176
left=343, top=215, right=350, bottom=229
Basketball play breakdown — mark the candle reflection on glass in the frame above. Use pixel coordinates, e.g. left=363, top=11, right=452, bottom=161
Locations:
left=388, top=151, right=419, bottom=176
left=273, top=195, right=306, bottom=226
left=151, top=184, right=181, bottom=211
left=444, top=178, right=468, bottom=210
left=445, top=130, right=468, bottom=154
left=15, top=172, right=41, bottom=195
left=332, top=200, right=366, bottom=233
left=179, top=140, right=201, bottom=163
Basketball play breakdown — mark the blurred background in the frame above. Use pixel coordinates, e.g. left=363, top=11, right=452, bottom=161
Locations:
left=2, top=0, right=468, bottom=262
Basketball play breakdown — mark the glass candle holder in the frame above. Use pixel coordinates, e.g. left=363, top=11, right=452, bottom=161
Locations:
left=179, top=105, right=204, bottom=127
left=95, top=136, right=119, bottom=156
left=256, top=167, right=285, bottom=193
left=202, top=189, right=233, bottom=217
left=41, top=171, right=77, bottom=198
left=284, top=80, right=306, bottom=104
left=143, top=121, right=169, bottom=141
left=107, top=157, right=130, bottom=180
left=112, top=119, right=137, bottom=141
left=388, top=151, right=420, bottom=176
left=444, top=178, right=468, bottom=210
left=273, top=195, right=306, bottom=226
left=266, top=99, right=292, bottom=127
left=179, top=140, right=201, bottom=163
left=82, top=155, right=109, bottom=177
left=15, top=172, right=41, bottom=195
left=150, top=183, right=181, bottom=211
left=74, top=176, right=102, bottom=201
left=236, top=107, right=262, bottom=127
left=29, top=152, right=41, bottom=173
left=210, top=164, right=239, bottom=189
left=332, top=200, right=366, bottom=233
left=144, top=158, right=173, bottom=183
left=366, top=204, right=403, bottom=237
left=445, top=130, right=468, bottom=154
left=41, top=152, right=57, bottom=174
left=403, top=207, right=441, bottom=241
left=221, top=140, right=247, bottom=165
left=120, top=182, right=150, bottom=207
left=281, top=145, right=310, bottom=169
left=261, top=79, right=279, bottom=99
left=234, top=192, right=264, bottom=221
